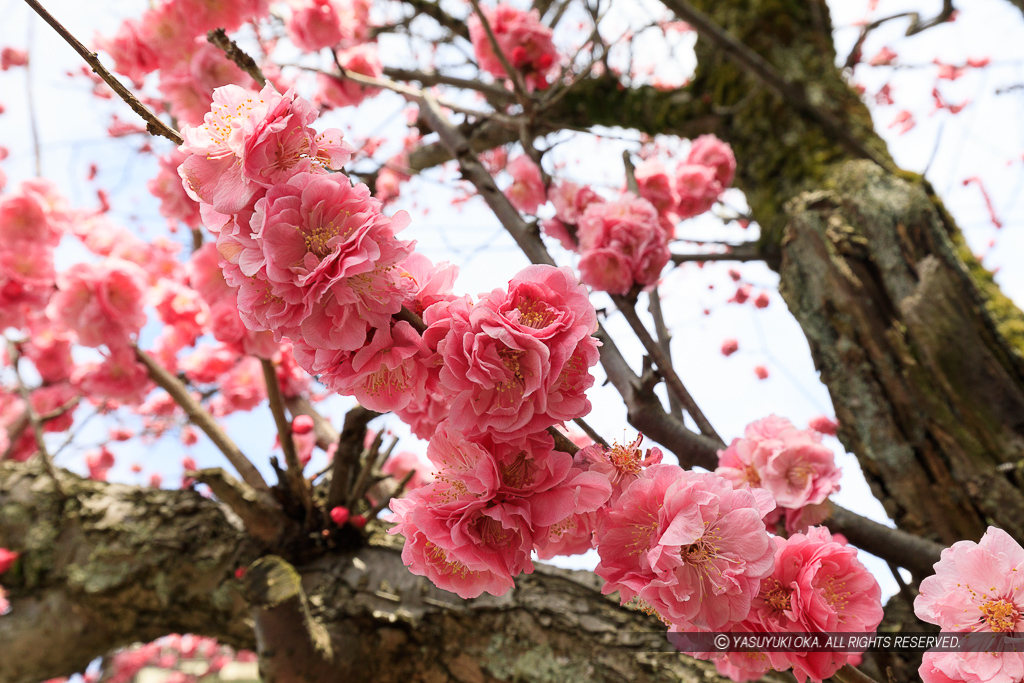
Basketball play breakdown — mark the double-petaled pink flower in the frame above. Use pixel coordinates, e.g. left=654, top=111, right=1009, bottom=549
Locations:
left=596, top=465, right=776, bottom=630
left=179, top=84, right=351, bottom=215
left=576, top=195, right=671, bottom=295
left=716, top=416, right=841, bottom=534
left=468, top=4, right=559, bottom=91
left=47, top=259, right=148, bottom=349
left=429, top=265, right=598, bottom=440
left=915, top=527, right=1024, bottom=683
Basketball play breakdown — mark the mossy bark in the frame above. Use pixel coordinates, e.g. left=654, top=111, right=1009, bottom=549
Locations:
left=658, top=0, right=1024, bottom=549
left=0, top=461, right=742, bottom=683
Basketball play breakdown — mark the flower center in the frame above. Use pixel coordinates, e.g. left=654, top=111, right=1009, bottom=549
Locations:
left=363, top=364, right=409, bottom=398
left=477, top=515, right=512, bottom=547
left=300, top=212, right=353, bottom=258
left=819, top=575, right=851, bottom=614
left=742, top=463, right=761, bottom=487
left=515, top=297, right=556, bottom=329
left=980, top=599, right=1020, bottom=632
left=786, top=461, right=815, bottom=489
left=762, top=579, right=792, bottom=612
left=681, top=535, right=718, bottom=565
left=500, top=451, right=534, bottom=489
left=425, top=542, right=474, bottom=578
left=606, top=436, right=645, bottom=478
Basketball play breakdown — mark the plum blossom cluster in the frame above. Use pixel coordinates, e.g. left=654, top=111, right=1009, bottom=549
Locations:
left=0, top=168, right=323, bottom=483
left=387, top=424, right=613, bottom=597
left=596, top=464, right=777, bottom=630
left=468, top=4, right=559, bottom=91
left=520, top=136, right=735, bottom=295
left=716, top=416, right=842, bottom=535
left=47, top=634, right=259, bottom=683
left=687, top=527, right=883, bottom=683
left=635, top=134, right=736, bottom=222
left=540, top=179, right=671, bottom=296
left=914, top=527, right=1024, bottom=683
left=176, top=84, right=602, bottom=441
left=98, top=0, right=384, bottom=233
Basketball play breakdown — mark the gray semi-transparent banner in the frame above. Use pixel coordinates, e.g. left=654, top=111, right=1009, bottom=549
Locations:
left=664, top=632, right=1024, bottom=653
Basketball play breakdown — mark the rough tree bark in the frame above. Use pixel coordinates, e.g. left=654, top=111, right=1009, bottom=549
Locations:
left=0, top=460, right=746, bottom=683
left=664, top=0, right=1024, bottom=549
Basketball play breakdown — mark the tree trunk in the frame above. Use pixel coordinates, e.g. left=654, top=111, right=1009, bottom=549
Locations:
left=675, top=0, right=1024, bottom=549
left=0, top=460, right=742, bottom=683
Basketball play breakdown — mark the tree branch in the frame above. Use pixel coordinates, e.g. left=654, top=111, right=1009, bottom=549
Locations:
left=191, top=467, right=292, bottom=544
left=207, top=27, right=267, bottom=86
left=611, top=294, right=722, bottom=443
left=23, top=0, right=182, bottom=144
left=327, top=405, right=380, bottom=510
left=0, top=460, right=254, bottom=683
left=134, top=346, right=269, bottom=492
left=671, top=242, right=763, bottom=264
left=261, top=358, right=312, bottom=519
left=658, top=0, right=890, bottom=169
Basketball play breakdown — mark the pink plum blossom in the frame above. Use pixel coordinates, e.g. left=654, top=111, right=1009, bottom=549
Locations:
left=596, top=465, right=776, bottom=629
left=95, top=19, right=160, bottom=84
left=635, top=158, right=678, bottom=214
left=287, top=0, right=369, bottom=52
left=430, top=265, right=599, bottom=440
left=576, top=195, right=670, bottom=295
left=675, top=164, right=722, bottom=220
left=178, top=84, right=352, bottom=215
left=322, top=321, right=428, bottom=413
left=287, top=0, right=346, bottom=51
left=47, top=259, right=148, bottom=349
left=915, top=528, right=1024, bottom=665
left=504, top=155, right=546, bottom=214
left=236, top=172, right=413, bottom=351
left=149, top=150, right=201, bottom=230
left=316, top=46, right=382, bottom=109
left=743, top=527, right=884, bottom=683
left=716, top=416, right=841, bottom=519
left=687, top=135, right=736, bottom=188
left=468, top=4, right=559, bottom=91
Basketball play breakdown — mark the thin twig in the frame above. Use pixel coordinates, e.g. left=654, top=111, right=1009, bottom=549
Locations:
left=347, top=430, right=384, bottom=509
left=622, top=150, right=639, bottom=194
left=6, top=339, right=64, bottom=495
left=367, top=469, right=415, bottom=519
left=418, top=95, right=555, bottom=266
left=207, top=28, right=266, bottom=87
left=844, top=1, right=955, bottom=69
left=611, top=294, right=722, bottom=444
left=658, top=0, right=890, bottom=170
left=572, top=417, right=610, bottom=448
left=261, top=359, right=312, bottom=519
left=547, top=426, right=580, bottom=455
left=670, top=242, right=762, bottom=264
left=23, top=0, right=183, bottom=144
left=26, top=13, right=41, bottom=176
left=134, top=346, right=269, bottom=491
left=383, top=67, right=513, bottom=102
left=648, top=289, right=683, bottom=421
